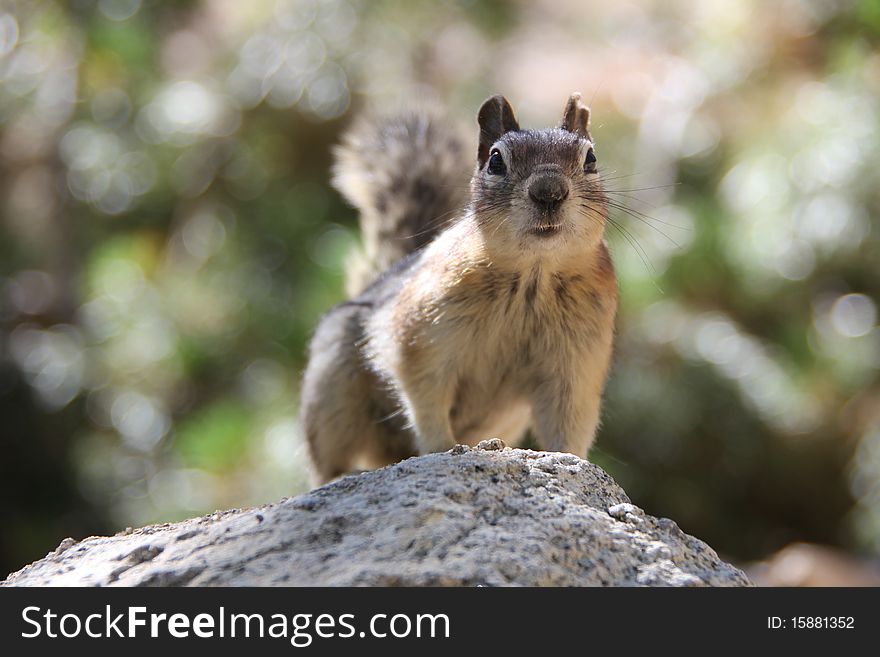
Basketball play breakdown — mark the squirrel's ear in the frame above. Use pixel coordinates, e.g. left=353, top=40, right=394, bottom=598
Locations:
left=560, top=92, right=591, bottom=140
left=477, top=95, right=520, bottom=165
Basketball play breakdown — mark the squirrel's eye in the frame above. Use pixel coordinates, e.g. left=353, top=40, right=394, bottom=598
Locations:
left=584, top=148, right=597, bottom=173
left=487, top=150, right=506, bottom=175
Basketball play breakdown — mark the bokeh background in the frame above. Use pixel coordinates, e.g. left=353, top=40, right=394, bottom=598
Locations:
left=3, top=0, right=880, bottom=584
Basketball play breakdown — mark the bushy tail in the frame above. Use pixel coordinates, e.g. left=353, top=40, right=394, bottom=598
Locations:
left=332, top=110, right=470, bottom=296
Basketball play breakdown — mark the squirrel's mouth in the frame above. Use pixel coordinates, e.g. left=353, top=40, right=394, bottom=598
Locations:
left=528, top=223, right=563, bottom=237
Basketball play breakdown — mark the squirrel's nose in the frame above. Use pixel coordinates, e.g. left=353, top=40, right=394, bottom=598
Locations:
left=528, top=174, right=569, bottom=209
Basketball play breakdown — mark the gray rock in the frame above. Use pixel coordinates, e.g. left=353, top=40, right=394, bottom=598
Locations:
left=3, top=446, right=751, bottom=586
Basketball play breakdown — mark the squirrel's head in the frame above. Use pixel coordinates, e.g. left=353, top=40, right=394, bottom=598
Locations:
left=471, top=93, right=606, bottom=260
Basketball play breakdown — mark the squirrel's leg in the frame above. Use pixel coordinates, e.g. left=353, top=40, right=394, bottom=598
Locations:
left=397, top=374, right=457, bottom=455
left=530, top=374, right=602, bottom=458
left=302, top=370, right=374, bottom=485
left=302, top=306, right=398, bottom=485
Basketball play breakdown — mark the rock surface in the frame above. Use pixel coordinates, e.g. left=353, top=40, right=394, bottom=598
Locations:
left=3, top=443, right=751, bottom=586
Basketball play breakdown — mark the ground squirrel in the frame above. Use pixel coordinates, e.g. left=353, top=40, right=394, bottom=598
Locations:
left=301, top=93, right=618, bottom=484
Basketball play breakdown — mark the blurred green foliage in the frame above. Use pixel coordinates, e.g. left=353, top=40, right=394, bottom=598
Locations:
left=2, top=0, right=880, bottom=575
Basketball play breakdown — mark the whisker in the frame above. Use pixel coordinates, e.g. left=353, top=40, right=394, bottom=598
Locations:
left=578, top=203, right=664, bottom=293
left=579, top=194, right=682, bottom=249
left=601, top=184, right=679, bottom=193
left=390, top=205, right=467, bottom=241
left=599, top=199, right=681, bottom=248
left=376, top=406, right=405, bottom=424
